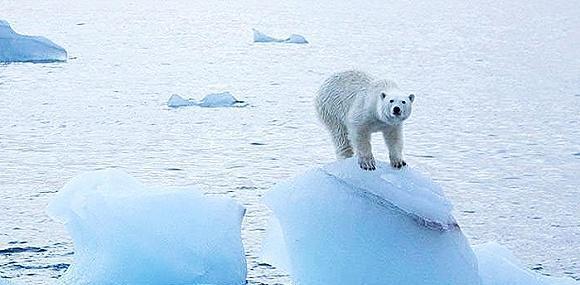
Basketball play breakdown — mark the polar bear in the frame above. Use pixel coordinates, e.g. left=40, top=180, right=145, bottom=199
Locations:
left=316, top=70, right=414, bottom=170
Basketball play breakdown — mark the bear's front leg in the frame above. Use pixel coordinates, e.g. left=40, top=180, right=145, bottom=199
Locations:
left=349, top=127, right=375, bottom=171
left=383, top=126, right=406, bottom=169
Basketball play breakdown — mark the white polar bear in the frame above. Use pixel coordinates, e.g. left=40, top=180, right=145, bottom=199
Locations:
left=316, top=70, right=415, bottom=170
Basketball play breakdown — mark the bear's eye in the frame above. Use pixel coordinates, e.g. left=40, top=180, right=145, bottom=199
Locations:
left=389, top=99, right=394, bottom=103
left=381, top=92, right=386, bottom=99
left=402, top=101, right=406, bottom=104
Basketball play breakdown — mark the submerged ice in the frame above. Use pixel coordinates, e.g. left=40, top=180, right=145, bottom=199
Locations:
left=252, top=29, right=308, bottom=44
left=48, top=169, right=247, bottom=285
left=262, top=158, right=578, bottom=285
left=0, top=20, right=67, bottom=63
left=167, top=92, right=248, bottom=108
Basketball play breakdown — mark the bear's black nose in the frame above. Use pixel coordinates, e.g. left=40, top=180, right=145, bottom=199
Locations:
left=393, top=106, right=401, bottom=115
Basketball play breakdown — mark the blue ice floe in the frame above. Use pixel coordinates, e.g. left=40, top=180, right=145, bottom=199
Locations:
left=167, top=92, right=248, bottom=108
left=252, top=29, right=308, bottom=44
left=0, top=20, right=67, bottom=63
left=262, top=158, right=578, bottom=285
left=48, top=169, right=247, bottom=285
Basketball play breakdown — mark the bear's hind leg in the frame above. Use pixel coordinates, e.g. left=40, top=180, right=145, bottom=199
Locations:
left=331, top=125, right=354, bottom=159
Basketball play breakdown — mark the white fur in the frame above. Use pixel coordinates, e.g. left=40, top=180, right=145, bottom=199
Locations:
left=315, top=70, right=414, bottom=170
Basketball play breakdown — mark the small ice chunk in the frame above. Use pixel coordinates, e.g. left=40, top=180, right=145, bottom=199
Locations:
left=167, top=94, right=197, bottom=108
left=285, top=34, right=308, bottom=44
left=252, top=29, right=284, bottom=43
left=167, top=92, right=248, bottom=108
left=0, top=20, right=67, bottom=63
left=252, top=29, right=308, bottom=44
left=475, top=242, right=578, bottom=285
left=263, top=158, right=481, bottom=285
left=48, top=169, right=247, bottom=285
left=198, top=92, right=248, bottom=108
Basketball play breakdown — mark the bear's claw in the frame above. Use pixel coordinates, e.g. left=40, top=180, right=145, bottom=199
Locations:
left=391, top=160, right=407, bottom=169
left=358, top=156, right=376, bottom=171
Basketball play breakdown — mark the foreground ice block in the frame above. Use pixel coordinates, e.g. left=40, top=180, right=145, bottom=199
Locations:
left=252, top=29, right=308, bottom=44
left=48, top=169, right=246, bottom=285
left=263, top=158, right=481, bottom=285
left=0, top=20, right=67, bottom=63
left=475, top=242, right=578, bottom=285
left=167, top=92, right=248, bottom=108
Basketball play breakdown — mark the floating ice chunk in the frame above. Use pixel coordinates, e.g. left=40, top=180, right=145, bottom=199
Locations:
left=252, top=29, right=283, bottom=43
left=198, top=92, right=248, bottom=107
left=167, top=92, right=248, bottom=108
left=0, top=20, right=67, bottom=63
left=475, top=242, right=578, bottom=285
left=263, top=158, right=481, bottom=285
left=48, top=169, right=247, bottom=285
left=285, top=34, right=308, bottom=44
left=167, top=94, right=197, bottom=108
left=252, top=29, right=308, bottom=44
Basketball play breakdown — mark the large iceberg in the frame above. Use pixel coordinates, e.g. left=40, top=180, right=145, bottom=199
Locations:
left=262, top=158, right=480, bottom=285
left=262, top=158, right=578, bottom=285
left=167, top=92, right=248, bottom=108
left=0, top=20, right=67, bottom=63
left=252, top=29, right=308, bottom=44
left=48, top=169, right=247, bottom=285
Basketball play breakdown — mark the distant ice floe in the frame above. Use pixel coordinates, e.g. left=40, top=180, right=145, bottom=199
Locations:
left=167, top=92, right=248, bottom=108
left=0, top=19, right=67, bottom=63
left=262, top=158, right=578, bottom=285
left=48, top=169, right=247, bottom=285
left=252, top=29, right=308, bottom=44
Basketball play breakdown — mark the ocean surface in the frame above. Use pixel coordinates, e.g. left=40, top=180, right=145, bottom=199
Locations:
left=1, top=0, right=579, bottom=283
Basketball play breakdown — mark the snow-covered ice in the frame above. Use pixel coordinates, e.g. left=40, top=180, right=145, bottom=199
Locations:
left=475, top=242, right=578, bottom=285
left=167, top=92, right=248, bottom=108
left=252, top=29, right=308, bottom=44
left=263, top=158, right=579, bottom=285
left=262, top=158, right=481, bottom=285
left=47, top=169, right=247, bottom=285
left=0, top=19, right=67, bottom=63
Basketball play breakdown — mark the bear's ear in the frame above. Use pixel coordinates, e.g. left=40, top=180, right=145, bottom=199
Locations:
left=409, top=94, right=415, bottom=102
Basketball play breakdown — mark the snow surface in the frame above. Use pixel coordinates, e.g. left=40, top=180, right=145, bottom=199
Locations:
left=252, top=29, right=308, bottom=44
left=263, top=158, right=481, bottom=285
left=0, top=19, right=67, bottom=63
left=47, top=169, right=247, bottom=285
left=167, top=92, right=248, bottom=108
left=475, top=243, right=578, bottom=285
left=263, top=158, right=579, bottom=285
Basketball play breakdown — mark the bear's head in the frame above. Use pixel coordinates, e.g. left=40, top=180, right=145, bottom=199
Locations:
left=374, top=82, right=414, bottom=125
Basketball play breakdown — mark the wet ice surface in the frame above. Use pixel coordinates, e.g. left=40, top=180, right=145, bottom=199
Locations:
left=252, top=29, right=308, bottom=44
left=0, top=0, right=579, bottom=284
left=0, top=20, right=67, bottom=63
